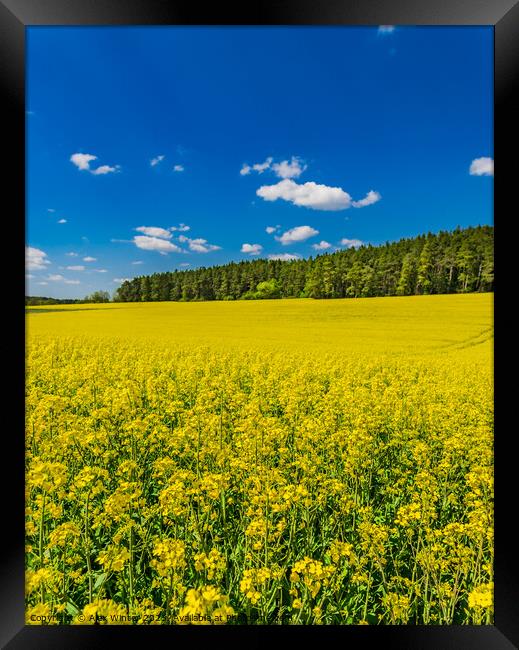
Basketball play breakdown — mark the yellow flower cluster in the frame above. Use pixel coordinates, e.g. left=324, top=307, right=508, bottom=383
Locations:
left=290, top=557, right=335, bottom=599
left=194, top=549, right=226, bottom=581
left=468, top=583, right=493, bottom=610
left=240, top=566, right=283, bottom=605
left=151, top=538, right=186, bottom=577
left=178, top=586, right=235, bottom=624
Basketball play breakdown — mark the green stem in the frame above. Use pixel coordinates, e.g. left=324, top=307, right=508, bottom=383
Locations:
left=84, top=493, right=93, bottom=604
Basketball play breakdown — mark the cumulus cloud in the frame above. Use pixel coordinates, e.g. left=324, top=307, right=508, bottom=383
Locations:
left=181, top=237, right=221, bottom=253
left=113, top=278, right=131, bottom=283
left=352, top=190, right=382, bottom=208
left=151, top=155, right=165, bottom=166
left=241, top=243, right=263, bottom=256
left=241, top=156, right=307, bottom=179
left=57, top=219, right=67, bottom=224
left=253, top=158, right=273, bottom=173
left=170, top=223, right=190, bottom=232
left=340, top=238, right=364, bottom=248
left=64, top=279, right=81, bottom=285
left=135, top=226, right=172, bottom=239
left=26, top=246, right=51, bottom=271
left=271, top=157, right=307, bottom=179
left=469, top=157, right=494, bottom=176
left=240, top=157, right=273, bottom=175
left=37, top=282, right=48, bottom=286
left=70, top=152, right=119, bottom=175
left=91, top=164, right=119, bottom=175
left=257, top=179, right=352, bottom=211
left=268, top=253, right=301, bottom=261
left=378, top=25, right=395, bottom=33
left=70, top=153, right=97, bottom=171
left=83, top=256, right=96, bottom=262
left=312, top=240, right=332, bottom=251
left=48, top=274, right=64, bottom=281
left=66, top=265, right=85, bottom=271
left=275, top=225, right=319, bottom=246
left=179, top=262, right=191, bottom=267
left=134, top=235, right=183, bottom=254
left=93, top=269, right=108, bottom=273
left=173, top=164, right=184, bottom=172
left=66, top=252, right=78, bottom=257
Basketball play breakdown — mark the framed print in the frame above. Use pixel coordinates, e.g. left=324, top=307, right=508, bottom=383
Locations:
left=1, top=0, right=515, bottom=647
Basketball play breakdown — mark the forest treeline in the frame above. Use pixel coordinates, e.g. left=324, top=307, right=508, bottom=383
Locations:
left=113, top=226, right=493, bottom=302
left=25, top=291, right=111, bottom=306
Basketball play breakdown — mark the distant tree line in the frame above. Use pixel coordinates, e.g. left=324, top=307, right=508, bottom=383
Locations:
left=25, top=296, right=83, bottom=306
left=26, top=291, right=111, bottom=306
left=113, top=225, right=493, bottom=303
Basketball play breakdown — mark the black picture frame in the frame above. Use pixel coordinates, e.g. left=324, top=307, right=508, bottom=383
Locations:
left=3, top=0, right=511, bottom=647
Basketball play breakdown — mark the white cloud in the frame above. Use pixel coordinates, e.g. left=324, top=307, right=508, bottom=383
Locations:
left=312, top=240, right=332, bottom=251
left=94, top=269, right=108, bottom=273
left=132, top=261, right=144, bottom=265
left=183, top=237, right=221, bottom=253
left=48, top=274, right=64, bottom=281
left=378, top=25, right=395, bottom=33
left=26, top=274, right=35, bottom=279
left=70, top=152, right=119, bottom=175
left=276, top=225, right=319, bottom=245
left=135, top=226, right=172, bottom=239
left=240, top=157, right=273, bottom=176
left=179, top=262, right=191, bottom=267
left=173, top=164, right=184, bottom=172
left=271, top=157, right=307, bottom=179
left=64, top=279, right=81, bottom=285
left=265, top=226, right=277, bottom=234
left=66, top=265, right=85, bottom=271
left=257, top=179, right=352, bottom=211
left=170, top=223, right=190, bottom=232
left=340, top=238, right=364, bottom=248
left=352, top=190, right=382, bottom=208
left=57, top=219, right=67, bottom=224
left=91, top=164, right=119, bottom=175
left=268, top=253, right=301, bottom=261
left=470, top=157, right=494, bottom=176
left=26, top=246, right=51, bottom=271
left=66, top=252, right=78, bottom=257
left=37, top=282, right=48, bottom=286
left=133, top=235, right=183, bottom=254
left=241, top=156, right=306, bottom=179
left=83, top=256, right=96, bottom=262
left=113, top=278, right=131, bottom=283
left=70, top=153, right=97, bottom=171
left=253, top=157, right=273, bottom=173
left=151, top=155, right=165, bottom=167
left=47, top=208, right=55, bottom=213
left=241, top=243, right=263, bottom=255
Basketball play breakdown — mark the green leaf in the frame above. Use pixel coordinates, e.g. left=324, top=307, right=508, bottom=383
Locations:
left=66, top=601, right=79, bottom=617
left=93, top=572, right=108, bottom=591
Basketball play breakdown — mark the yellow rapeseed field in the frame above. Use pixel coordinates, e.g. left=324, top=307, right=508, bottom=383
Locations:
left=25, top=294, right=493, bottom=625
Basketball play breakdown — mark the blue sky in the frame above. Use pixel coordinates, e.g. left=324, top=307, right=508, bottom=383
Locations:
left=26, top=26, right=493, bottom=298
